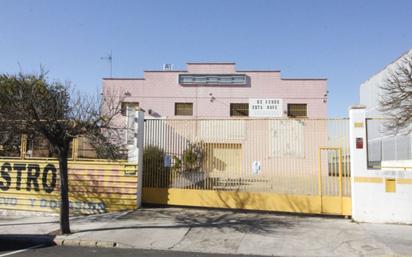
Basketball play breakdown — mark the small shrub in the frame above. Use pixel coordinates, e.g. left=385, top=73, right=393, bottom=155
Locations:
left=143, top=145, right=170, bottom=187
left=173, top=142, right=205, bottom=173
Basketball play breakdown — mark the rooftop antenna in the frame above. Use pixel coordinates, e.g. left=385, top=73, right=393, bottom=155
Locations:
left=101, top=50, right=113, bottom=78
left=163, top=64, right=173, bottom=71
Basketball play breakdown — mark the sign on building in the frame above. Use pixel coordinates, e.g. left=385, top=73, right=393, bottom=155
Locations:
left=249, top=99, right=283, bottom=117
left=252, top=161, right=261, bottom=175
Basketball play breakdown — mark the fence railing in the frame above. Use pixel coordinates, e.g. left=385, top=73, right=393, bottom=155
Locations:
left=143, top=118, right=351, bottom=197
left=0, top=133, right=128, bottom=161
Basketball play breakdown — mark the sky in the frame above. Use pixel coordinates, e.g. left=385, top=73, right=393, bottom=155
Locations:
left=0, top=0, right=411, bottom=117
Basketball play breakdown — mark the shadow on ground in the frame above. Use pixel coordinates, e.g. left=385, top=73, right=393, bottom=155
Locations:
left=0, top=234, right=56, bottom=251
left=0, top=220, right=59, bottom=227
left=73, top=207, right=295, bottom=235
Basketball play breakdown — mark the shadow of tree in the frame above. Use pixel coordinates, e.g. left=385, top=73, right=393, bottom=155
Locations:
left=0, top=221, right=59, bottom=227
left=169, top=208, right=293, bottom=234
left=0, top=160, right=138, bottom=216
left=0, top=234, right=55, bottom=251
left=66, top=164, right=138, bottom=215
left=74, top=207, right=294, bottom=235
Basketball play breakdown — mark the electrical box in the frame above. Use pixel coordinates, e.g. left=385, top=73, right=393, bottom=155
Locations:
left=356, top=138, right=363, bottom=149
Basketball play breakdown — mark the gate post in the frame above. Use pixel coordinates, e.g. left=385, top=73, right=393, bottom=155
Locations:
left=127, top=109, right=145, bottom=208
left=348, top=105, right=367, bottom=220
left=136, top=110, right=145, bottom=208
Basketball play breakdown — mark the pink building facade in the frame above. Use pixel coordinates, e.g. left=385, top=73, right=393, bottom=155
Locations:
left=103, top=63, right=327, bottom=119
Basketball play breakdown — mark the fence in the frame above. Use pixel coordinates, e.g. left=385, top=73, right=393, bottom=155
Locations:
left=0, top=134, right=138, bottom=214
left=0, top=132, right=129, bottom=160
left=143, top=118, right=351, bottom=215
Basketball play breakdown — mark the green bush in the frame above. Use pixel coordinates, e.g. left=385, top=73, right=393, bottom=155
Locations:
left=143, top=145, right=170, bottom=187
left=173, top=142, right=205, bottom=173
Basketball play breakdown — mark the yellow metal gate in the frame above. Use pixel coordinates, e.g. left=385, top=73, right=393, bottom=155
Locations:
left=142, top=118, right=351, bottom=216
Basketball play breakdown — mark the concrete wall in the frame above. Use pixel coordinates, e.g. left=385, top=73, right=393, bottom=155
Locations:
left=350, top=106, right=412, bottom=224
left=103, top=62, right=327, bottom=119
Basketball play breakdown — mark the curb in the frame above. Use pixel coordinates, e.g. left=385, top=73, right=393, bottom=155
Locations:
left=54, top=238, right=118, bottom=248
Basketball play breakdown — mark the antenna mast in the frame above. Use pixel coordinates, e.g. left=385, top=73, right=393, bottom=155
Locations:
left=101, top=51, right=113, bottom=78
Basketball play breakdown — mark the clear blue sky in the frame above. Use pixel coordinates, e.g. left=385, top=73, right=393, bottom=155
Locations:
left=1, top=0, right=411, bottom=117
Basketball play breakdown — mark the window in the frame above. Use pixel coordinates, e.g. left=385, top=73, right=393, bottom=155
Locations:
left=230, top=103, right=249, bottom=117
left=179, top=74, right=247, bottom=85
left=121, top=102, right=139, bottom=116
left=287, top=104, right=307, bottom=117
left=175, top=103, right=193, bottom=116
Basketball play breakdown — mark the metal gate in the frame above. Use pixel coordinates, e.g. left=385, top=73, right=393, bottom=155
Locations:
left=142, top=118, right=351, bottom=215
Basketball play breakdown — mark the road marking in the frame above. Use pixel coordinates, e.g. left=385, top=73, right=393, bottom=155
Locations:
left=0, top=244, right=43, bottom=257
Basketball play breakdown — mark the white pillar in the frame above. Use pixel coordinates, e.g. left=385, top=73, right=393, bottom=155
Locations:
left=127, top=108, right=145, bottom=208
left=136, top=110, right=144, bottom=208
left=349, top=105, right=367, bottom=221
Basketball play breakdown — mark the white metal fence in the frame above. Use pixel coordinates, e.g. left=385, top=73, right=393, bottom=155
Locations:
left=143, top=118, right=351, bottom=197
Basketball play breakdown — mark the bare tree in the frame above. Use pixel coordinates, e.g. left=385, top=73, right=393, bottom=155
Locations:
left=0, top=71, right=125, bottom=234
left=0, top=129, right=21, bottom=157
left=379, top=53, right=412, bottom=133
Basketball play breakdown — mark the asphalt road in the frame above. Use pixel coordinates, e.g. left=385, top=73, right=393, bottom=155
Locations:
left=1, top=245, right=271, bottom=257
left=0, top=235, right=55, bottom=256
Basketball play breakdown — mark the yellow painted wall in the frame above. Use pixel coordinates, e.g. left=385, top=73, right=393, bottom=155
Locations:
left=0, top=159, right=138, bottom=214
left=142, top=187, right=351, bottom=216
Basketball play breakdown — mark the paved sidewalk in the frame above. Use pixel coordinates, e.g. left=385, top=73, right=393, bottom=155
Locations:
left=1, top=207, right=412, bottom=257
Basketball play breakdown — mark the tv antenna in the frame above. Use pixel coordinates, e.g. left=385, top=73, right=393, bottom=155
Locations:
left=101, top=51, right=113, bottom=78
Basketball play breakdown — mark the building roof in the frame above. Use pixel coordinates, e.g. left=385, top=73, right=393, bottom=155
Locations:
left=103, top=62, right=327, bottom=80
left=360, top=48, right=412, bottom=87
left=103, top=78, right=145, bottom=80
left=186, top=62, right=236, bottom=65
left=282, top=78, right=327, bottom=81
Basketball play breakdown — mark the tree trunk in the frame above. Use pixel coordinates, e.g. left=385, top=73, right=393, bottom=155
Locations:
left=59, top=148, right=71, bottom=234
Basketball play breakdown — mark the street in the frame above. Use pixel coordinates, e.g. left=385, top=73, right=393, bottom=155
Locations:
left=1, top=244, right=270, bottom=257
left=0, top=235, right=54, bottom=257
left=1, top=207, right=412, bottom=257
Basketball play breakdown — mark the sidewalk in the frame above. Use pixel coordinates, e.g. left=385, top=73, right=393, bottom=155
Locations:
left=1, top=207, right=412, bottom=257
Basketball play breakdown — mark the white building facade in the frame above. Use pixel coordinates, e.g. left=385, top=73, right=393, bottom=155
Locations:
left=360, top=49, right=412, bottom=164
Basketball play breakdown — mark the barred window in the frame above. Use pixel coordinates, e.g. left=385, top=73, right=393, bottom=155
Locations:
left=287, top=104, right=307, bottom=117
left=230, top=103, right=249, bottom=117
left=175, top=103, right=193, bottom=116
